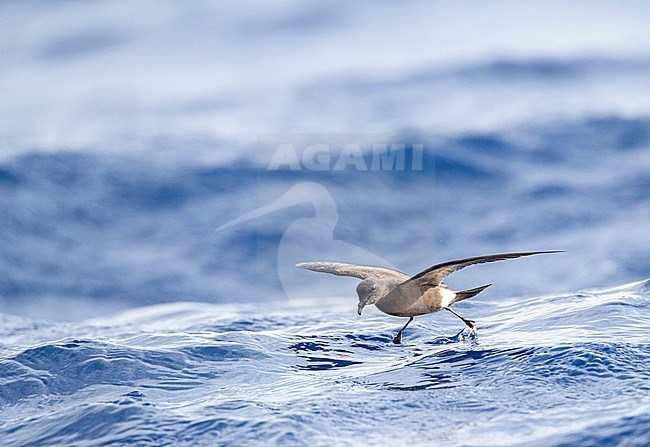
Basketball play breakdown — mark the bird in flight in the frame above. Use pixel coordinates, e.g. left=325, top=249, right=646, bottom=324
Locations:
left=297, top=251, right=562, bottom=344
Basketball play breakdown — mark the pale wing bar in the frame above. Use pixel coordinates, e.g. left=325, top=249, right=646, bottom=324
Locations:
left=410, top=250, right=563, bottom=288
left=296, top=262, right=408, bottom=280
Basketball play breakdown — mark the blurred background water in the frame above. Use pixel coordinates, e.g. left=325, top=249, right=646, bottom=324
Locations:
left=0, top=1, right=649, bottom=446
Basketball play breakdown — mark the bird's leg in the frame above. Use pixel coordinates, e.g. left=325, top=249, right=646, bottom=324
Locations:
left=444, top=307, right=476, bottom=330
left=392, top=316, right=414, bottom=344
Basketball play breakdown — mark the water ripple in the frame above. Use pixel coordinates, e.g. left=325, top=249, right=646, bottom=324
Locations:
left=1, top=280, right=649, bottom=446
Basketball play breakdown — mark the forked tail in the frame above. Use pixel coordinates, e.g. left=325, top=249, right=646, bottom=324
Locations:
left=451, top=284, right=491, bottom=305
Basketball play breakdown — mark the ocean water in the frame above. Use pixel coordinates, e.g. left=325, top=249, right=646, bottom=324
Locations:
left=1, top=1, right=650, bottom=446
left=1, top=280, right=649, bottom=446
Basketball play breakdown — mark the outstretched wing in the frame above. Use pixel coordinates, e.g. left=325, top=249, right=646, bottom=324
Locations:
left=296, top=262, right=409, bottom=281
left=409, top=250, right=563, bottom=289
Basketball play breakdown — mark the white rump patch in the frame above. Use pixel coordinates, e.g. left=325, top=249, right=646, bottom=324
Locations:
left=440, top=288, right=456, bottom=308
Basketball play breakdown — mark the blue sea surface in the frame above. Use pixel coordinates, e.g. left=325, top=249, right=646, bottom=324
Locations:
left=1, top=1, right=650, bottom=446
left=1, top=280, right=649, bottom=446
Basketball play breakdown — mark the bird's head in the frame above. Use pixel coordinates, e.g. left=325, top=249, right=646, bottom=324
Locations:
left=356, top=280, right=386, bottom=315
